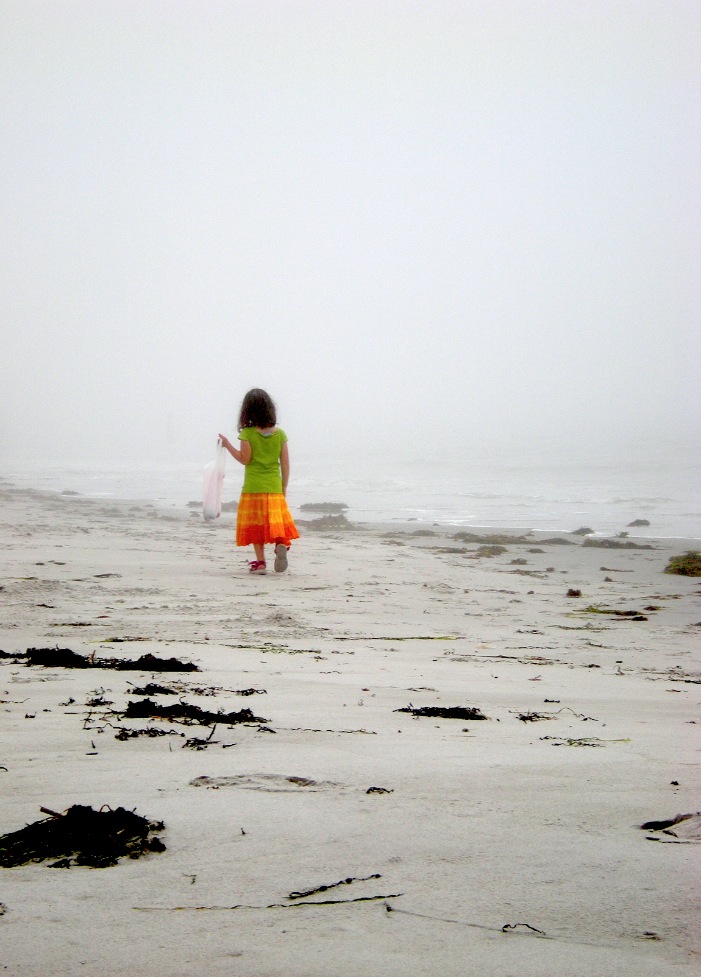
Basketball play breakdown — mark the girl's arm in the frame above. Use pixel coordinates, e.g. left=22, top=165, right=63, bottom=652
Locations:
left=280, top=441, right=290, bottom=495
left=218, top=434, right=251, bottom=466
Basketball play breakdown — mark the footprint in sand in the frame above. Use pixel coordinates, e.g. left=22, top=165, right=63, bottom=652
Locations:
left=190, top=774, right=342, bottom=792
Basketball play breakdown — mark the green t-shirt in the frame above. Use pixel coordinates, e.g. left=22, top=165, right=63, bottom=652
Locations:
left=239, top=427, right=287, bottom=494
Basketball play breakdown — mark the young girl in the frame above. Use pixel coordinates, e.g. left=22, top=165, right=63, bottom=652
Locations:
left=219, top=388, right=299, bottom=574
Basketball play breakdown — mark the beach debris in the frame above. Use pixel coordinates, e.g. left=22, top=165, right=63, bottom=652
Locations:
left=514, top=706, right=597, bottom=723
left=566, top=589, right=582, bottom=597
left=472, top=545, right=507, bottom=558
left=395, top=705, right=489, bottom=720
left=289, top=874, right=381, bottom=900
left=665, top=551, right=701, bottom=577
left=114, top=726, right=183, bottom=741
left=0, top=805, right=165, bottom=868
left=577, top=606, right=649, bottom=621
left=136, top=891, right=403, bottom=911
left=582, top=538, right=653, bottom=549
left=26, top=646, right=90, bottom=668
left=123, top=698, right=266, bottom=726
left=540, top=735, right=629, bottom=747
left=501, top=922, right=546, bottom=936
left=116, top=654, right=199, bottom=672
left=22, top=647, right=199, bottom=672
left=182, top=726, right=219, bottom=750
left=514, top=711, right=556, bottom=723
left=640, top=812, right=701, bottom=841
left=538, top=537, right=575, bottom=545
left=130, top=682, right=178, bottom=696
left=452, top=532, right=530, bottom=544
left=366, top=786, right=393, bottom=794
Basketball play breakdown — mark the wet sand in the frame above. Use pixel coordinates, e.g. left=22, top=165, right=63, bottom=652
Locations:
left=0, top=484, right=699, bottom=976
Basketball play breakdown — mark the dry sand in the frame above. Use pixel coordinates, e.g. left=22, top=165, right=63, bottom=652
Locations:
left=0, top=484, right=699, bottom=976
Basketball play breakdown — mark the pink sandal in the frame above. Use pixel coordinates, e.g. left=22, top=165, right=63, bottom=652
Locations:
left=248, top=560, right=267, bottom=574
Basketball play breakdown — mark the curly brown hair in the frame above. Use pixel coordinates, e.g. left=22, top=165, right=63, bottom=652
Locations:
left=238, top=388, right=277, bottom=430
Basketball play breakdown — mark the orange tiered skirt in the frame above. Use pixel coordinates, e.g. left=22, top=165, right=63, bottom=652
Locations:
left=236, top=493, right=300, bottom=547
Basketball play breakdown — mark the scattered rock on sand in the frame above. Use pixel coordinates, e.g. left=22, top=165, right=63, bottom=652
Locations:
left=299, top=513, right=355, bottom=531
left=572, top=527, right=594, bottom=536
left=300, top=502, right=348, bottom=513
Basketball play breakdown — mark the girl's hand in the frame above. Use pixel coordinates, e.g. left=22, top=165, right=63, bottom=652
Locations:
left=218, top=434, right=230, bottom=450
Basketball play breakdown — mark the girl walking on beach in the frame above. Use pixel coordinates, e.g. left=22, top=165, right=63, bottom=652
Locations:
left=219, top=388, right=299, bottom=574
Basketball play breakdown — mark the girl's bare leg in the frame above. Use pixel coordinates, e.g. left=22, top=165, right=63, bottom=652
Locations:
left=253, top=543, right=265, bottom=563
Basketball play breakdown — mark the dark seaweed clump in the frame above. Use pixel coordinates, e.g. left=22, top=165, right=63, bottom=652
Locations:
left=130, top=683, right=178, bottom=696
left=123, top=698, right=267, bottom=726
left=26, top=647, right=89, bottom=668
left=395, top=705, right=488, bottom=721
left=453, top=532, right=530, bottom=544
left=0, top=805, right=165, bottom=868
left=24, top=647, right=198, bottom=672
left=665, top=552, right=701, bottom=577
left=582, top=538, right=652, bottom=550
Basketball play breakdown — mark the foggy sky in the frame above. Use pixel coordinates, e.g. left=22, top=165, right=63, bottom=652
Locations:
left=1, top=1, right=699, bottom=467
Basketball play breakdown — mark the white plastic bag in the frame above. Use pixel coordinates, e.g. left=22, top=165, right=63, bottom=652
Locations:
left=202, top=439, right=226, bottom=520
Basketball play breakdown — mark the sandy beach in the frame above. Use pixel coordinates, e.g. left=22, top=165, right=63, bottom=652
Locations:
left=0, top=483, right=699, bottom=977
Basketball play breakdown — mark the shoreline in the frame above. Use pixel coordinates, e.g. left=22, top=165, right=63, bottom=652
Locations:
left=3, top=450, right=700, bottom=541
left=2, top=477, right=699, bottom=545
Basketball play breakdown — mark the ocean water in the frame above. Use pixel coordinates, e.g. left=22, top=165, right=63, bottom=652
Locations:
left=3, top=448, right=699, bottom=540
